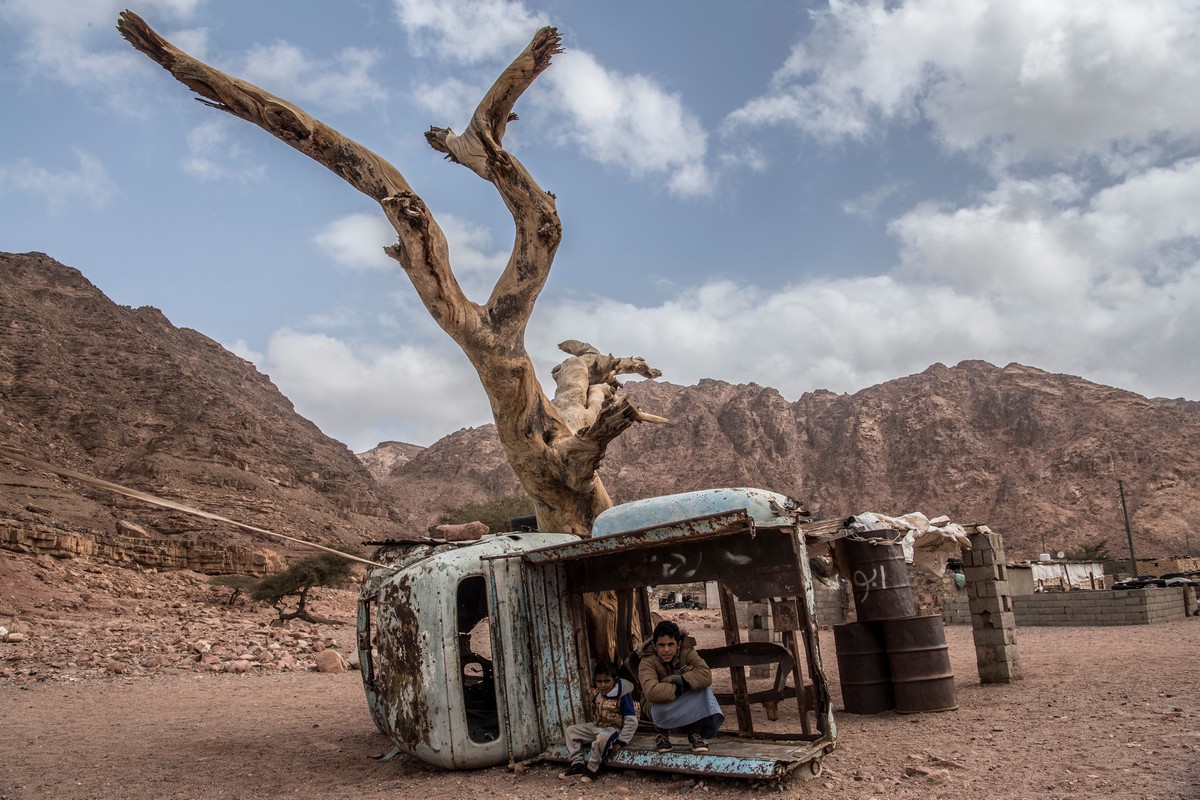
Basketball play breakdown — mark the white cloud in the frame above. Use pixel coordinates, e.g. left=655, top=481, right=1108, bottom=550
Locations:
left=391, top=0, right=550, bottom=63
left=238, top=42, right=387, bottom=112
left=434, top=213, right=509, bottom=297
left=260, top=328, right=492, bottom=449
left=705, top=0, right=1200, bottom=405
left=314, top=213, right=398, bottom=271
left=0, top=149, right=116, bottom=210
left=726, top=0, right=1200, bottom=165
left=528, top=233, right=1200, bottom=410
left=0, top=0, right=202, bottom=87
left=842, top=182, right=904, bottom=220
left=393, top=1, right=714, bottom=196
left=226, top=339, right=263, bottom=363
left=180, top=119, right=268, bottom=183
left=891, top=158, right=1200, bottom=304
left=412, top=77, right=487, bottom=125
left=305, top=308, right=364, bottom=331
left=313, top=211, right=508, bottom=299
left=540, top=50, right=712, bottom=198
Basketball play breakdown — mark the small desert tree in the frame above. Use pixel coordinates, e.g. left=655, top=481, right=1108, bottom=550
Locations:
left=117, top=13, right=666, bottom=538
left=209, top=574, right=259, bottom=605
left=1065, top=537, right=1114, bottom=562
left=252, top=553, right=356, bottom=624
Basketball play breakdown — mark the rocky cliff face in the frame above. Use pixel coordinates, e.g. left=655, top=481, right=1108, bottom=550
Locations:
left=372, top=364, right=1200, bottom=561
left=0, top=252, right=405, bottom=570
left=355, top=441, right=424, bottom=483
left=5, top=251, right=1196, bottom=571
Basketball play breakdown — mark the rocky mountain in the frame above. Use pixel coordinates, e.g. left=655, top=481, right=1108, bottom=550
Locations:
left=356, top=441, right=424, bottom=482
left=4, top=250, right=1197, bottom=575
left=0, top=252, right=407, bottom=573
left=371, top=364, right=1200, bottom=561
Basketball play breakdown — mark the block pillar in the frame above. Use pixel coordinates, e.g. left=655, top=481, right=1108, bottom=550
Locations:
left=963, top=530, right=1022, bottom=683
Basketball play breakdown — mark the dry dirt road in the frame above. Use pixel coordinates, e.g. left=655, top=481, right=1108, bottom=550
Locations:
left=3, top=616, right=1198, bottom=800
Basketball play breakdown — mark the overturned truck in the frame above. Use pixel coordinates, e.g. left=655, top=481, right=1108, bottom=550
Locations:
left=357, top=488, right=836, bottom=783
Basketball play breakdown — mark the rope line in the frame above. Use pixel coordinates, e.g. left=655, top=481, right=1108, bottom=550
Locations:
left=0, top=445, right=393, bottom=570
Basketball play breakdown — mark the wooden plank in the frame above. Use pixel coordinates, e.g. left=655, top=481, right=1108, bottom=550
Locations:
left=781, top=629, right=812, bottom=736
left=717, top=583, right=753, bottom=733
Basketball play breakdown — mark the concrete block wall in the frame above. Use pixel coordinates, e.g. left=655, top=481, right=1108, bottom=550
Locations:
left=943, top=587, right=1189, bottom=626
left=813, top=585, right=849, bottom=626
left=944, top=597, right=971, bottom=624
left=734, top=588, right=850, bottom=630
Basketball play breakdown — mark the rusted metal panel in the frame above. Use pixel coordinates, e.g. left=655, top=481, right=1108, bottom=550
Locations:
left=561, top=528, right=803, bottom=594
left=542, top=733, right=831, bottom=781
left=486, top=555, right=540, bottom=762
left=524, top=561, right=585, bottom=744
left=522, top=509, right=754, bottom=564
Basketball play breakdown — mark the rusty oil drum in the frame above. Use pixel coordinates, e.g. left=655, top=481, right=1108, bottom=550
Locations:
left=882, top=614, right=958, bottom=713
left=842, top=534, right=917, bottom=621
left=832, top=621, right=894, bottom=714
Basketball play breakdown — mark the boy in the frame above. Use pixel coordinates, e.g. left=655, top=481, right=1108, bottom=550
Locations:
left=637, top=619, right=723, bottom=753
left=559, top=661, right=640, bottom=783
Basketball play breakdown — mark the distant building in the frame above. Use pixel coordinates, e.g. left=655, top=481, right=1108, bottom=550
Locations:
left=1007, top=560, right=1107, bottom=593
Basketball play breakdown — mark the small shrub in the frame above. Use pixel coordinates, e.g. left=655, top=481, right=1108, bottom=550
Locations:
left=436, top=494, right=535, bottom=533
left=209, top=574, right=259, bottom=605
left=252, top=550, right=359, bottom=624
left=1065, top=537, right=1113, bottom=562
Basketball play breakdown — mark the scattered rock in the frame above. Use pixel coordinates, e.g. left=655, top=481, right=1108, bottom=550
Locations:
left=315, top=649, right=348, bottom=673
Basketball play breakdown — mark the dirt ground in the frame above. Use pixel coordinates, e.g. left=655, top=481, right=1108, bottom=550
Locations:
left=2, top=554, right=1199, bottom=799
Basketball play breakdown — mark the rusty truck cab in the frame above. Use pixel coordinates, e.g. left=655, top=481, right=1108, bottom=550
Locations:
left=358, top=488, right=835, bottom=783
left=357, top=532, right=578, bottom=768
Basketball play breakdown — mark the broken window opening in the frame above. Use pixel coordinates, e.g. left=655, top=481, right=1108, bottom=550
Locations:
left=457, top=575, right=499, bottom=743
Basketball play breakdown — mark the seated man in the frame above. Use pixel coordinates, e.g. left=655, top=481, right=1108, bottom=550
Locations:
left=637, top=620, right=724, bottom=753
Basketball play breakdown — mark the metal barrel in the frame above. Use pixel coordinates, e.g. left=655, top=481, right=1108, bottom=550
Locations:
left=842, top=534, right=917, bottom=621
left=833, top=621, right=894, bottom=714
left=882, top=615, right=958, bottom=714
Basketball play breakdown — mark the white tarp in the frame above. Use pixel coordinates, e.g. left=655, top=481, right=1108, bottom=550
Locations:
left=846, top=512, right=975, bottom=577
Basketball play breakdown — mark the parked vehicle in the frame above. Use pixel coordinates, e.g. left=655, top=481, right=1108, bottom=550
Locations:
left=1113, top=576, right=1168, bottom=589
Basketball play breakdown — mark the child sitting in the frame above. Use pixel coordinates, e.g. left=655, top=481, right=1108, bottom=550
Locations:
left=559, top=661, right=640, bottom=783
left=637, top=619, right=724, bottom=753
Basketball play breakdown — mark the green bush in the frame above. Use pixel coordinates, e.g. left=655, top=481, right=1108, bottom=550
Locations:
left=1065, top=537, right=1113, bottom=562
left=436, top=494, right=535, bottom=533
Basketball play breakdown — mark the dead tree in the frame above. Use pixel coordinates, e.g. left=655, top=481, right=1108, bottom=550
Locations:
left=116, top=12, right=666, bottom=538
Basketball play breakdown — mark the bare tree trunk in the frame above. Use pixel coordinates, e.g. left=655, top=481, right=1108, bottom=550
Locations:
left=117, top=12, right=665, bottom=537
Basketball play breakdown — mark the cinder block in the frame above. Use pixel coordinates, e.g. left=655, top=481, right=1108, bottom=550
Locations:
left=971, top=626, right=1016, bottom=647
left=964, top=564, right=1001, bottom=582
left=979, top=664, right=1020, bottom=683
left=968, top=599, right=1006, bottom=619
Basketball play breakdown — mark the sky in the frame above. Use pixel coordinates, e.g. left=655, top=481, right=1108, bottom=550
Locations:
left=2, top=0, right=1199, bottom=452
